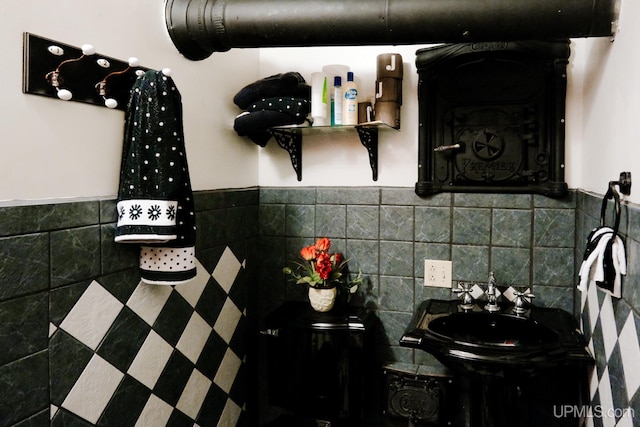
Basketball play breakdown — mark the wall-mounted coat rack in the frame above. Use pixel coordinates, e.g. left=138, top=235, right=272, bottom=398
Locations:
left=22, top=33, right=153, bottom=111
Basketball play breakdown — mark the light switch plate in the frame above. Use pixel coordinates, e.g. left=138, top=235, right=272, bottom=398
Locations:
left=424, top=259, right=452, bottom=287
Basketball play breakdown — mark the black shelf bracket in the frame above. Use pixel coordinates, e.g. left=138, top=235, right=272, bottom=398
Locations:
left=356, top=126, right=379, bottom=181
left=268, top=123, right=388, bottom=181
left=270, top=128, right=303, bottom=181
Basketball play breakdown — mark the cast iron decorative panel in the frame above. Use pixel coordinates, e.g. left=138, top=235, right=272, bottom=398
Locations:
left=415, top=41, right=570, bottom=197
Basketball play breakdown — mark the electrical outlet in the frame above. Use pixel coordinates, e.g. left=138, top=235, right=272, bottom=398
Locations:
left=424, top=259, right=452, bottom=288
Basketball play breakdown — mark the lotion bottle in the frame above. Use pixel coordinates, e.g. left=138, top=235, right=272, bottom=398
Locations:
left=342, top=71, right=358, bottom=125
left=332, top=76, right=343, bottom=125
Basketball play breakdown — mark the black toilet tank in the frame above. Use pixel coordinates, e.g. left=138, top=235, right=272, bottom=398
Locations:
left=263, top=302, right=379, bottom=426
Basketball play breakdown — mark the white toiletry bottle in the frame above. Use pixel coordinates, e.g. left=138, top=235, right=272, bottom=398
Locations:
left=332, top=76, right=343, bottom=125
left=343, top=71, right=358, bottom=125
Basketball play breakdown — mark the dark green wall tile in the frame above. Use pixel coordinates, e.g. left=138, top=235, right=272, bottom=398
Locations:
left=12, top=409, right=49, bottom=427
left=50, top=226, right=101, bottom=288
left=451, top=245, right=489, bottom=282
left=345, top=239, right=379, bottom=275
left=534, top=191, right=576, bottom=208
left=96, top=376, right=148, bottom=427
left=194, top=190, right=226, bottom=211
left=260, top=187, right=315, bottom=204
left=379, top=241, right=413, bottom=277
left=0, top=233, right=49, bottom=301
left=382, top=187, right=449, bottom=206
left=90, top=265, right=140, bottom=304
left=534, top=208, right=575, bottom=247
left=315, top=204, right=346, bottom=238
left=376, top=311, right=413, bottom=357
left=453, top=208, right=491, bottom=245
left=152, top=350, right=193, bottom=406
left=52, top=409, right=94, bottom=426
left=0, top=201, right=99, bottom=237
left=153, top=291, right=193, bottom=347
left=284, top=205, right=315, bottom=237
left=96, top=307, right=150, bottom=373
left=454, top=193, right=531, bottom=208
left=99, top=199, right=117, bottom=223
left=196, top=208, right=227, bottom=249
left=226, top=205, right=258, bottom=241
left=226, top=188, right=259, bottom=208
left=415, top=207, right=451, bottom=243
left=623, top=238, right=640, bottom=314
left=317, top=187, right=379, bottom=205
left=533, top=247, right=574, bottom=286
left=378, top=276, right=414, bottom=312
left=346, top=206, right=379, bottom=240
left=533, top=285, right=573, bottom=312
left=492, top=209, right=531, bottom=248
left=0, top=351, right=48, bottom=426
left=49, top=330, right=94, bottom=406
left=627, top=203, right=640, bottom=243
left=380, top=206, right=414, bottom=241
left=0, top=293, right=48, bottom=366
left=385, top=345, right=414, bottom=364
left=259, top=204, right=285, bottom=236
left=491, top=247, right=531, bottom=286
left=415, top=282, right=453, bottom=304
left=100, top=224, right=138, bottom=275
left=581, top=191, right=603, bottom=223
left=49, top=281, right=92, bottom=327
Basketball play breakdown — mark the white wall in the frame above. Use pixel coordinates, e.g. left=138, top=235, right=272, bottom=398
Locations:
left=577, top=0, right=640, bottom=203
left=0, top=0, right=259, bottom=203
left=2, top=0, right=638, bottom=204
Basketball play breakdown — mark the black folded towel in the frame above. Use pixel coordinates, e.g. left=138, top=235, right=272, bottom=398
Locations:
left=233, top=72, right=310, bottom=109
left=234, top=108, right=309, bottom=146
left=247, top=97, right=310, bottom=117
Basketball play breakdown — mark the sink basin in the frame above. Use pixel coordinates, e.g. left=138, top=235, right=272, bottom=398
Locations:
left=427, top=311, right=558, bottom=348
left=400, top=299, right=592, bottom=377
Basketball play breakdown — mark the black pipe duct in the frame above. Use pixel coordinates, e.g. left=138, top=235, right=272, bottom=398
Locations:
left=165, top=0, right=620, bottom=60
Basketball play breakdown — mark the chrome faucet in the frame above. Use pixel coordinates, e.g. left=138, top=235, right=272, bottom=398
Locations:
left=484, top=272, right=500, bottom=312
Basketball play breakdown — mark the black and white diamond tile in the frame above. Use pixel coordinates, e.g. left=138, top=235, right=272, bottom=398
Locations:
left=49, top=247, right=248, bottom=426
left=579, top=279, right=640, bottom=427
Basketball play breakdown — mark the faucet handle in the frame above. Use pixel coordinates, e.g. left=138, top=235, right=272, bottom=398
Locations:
left=453, top=282, right=475, bottom=310
left=513, top=289, right=535, bottom=300
left=512, top=290, right=535, bottom=315
left=453, top=281, right=472, bottom=292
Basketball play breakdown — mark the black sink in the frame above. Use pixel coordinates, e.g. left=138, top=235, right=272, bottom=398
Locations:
left=428, top=311, right=559, bottom=348
left=401, top=299, right=592, bottom=377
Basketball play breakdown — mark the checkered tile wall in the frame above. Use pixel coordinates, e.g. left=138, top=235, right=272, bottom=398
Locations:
left=49, top=247, right=248, bottom=426
left=579, top=273, right=640, bottom=427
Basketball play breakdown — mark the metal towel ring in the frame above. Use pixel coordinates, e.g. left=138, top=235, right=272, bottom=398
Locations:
left=600, top=172, right=632, bottom=236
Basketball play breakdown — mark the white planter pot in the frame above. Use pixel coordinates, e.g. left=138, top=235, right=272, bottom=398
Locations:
left=308, top=287, right=337, bottom=312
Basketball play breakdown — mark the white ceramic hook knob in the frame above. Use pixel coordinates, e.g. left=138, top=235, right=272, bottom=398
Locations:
left=96, top=58, right=111, bottom=68
left=162, top=68, right=172, bottom=76
left=81, top=44, right=96, bottom=55
left=57, top=89, right=72, bottom=101
left=104, top=98, right=118, bottom=109
left=128, top=57, right=140, bottom=67
left=48, top=45, right=64, bottom=56
left=135, top=70, right=145, bottom=77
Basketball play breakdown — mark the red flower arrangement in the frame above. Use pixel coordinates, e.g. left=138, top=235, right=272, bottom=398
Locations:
left=283, top=237, right=362, bottom=292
